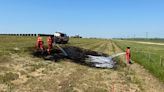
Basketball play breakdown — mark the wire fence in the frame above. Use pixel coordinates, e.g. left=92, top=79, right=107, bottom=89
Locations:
left=113, top=41, right=164, bottom=67
left=132, top=50, right=164, bottom=67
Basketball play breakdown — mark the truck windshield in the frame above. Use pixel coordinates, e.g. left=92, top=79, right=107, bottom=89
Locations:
left=61, top=34, right=65, bottom=37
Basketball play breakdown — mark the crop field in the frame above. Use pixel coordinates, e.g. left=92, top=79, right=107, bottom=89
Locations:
left=0, top=36, right=164, bottom=92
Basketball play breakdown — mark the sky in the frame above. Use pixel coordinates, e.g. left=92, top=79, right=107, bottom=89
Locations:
left=0, top=0, right=164, bottom=38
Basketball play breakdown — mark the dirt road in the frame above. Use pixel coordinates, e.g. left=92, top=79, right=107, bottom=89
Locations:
left=119, top=40, right=164, bottom=46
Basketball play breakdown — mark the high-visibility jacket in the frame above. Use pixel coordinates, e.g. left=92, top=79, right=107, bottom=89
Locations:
left=47, top=36, right=53, bottom=54
left=126, top=49, right=131, bottom=62
left=37, top=36, right=42, bottom=42
left=47, top=36, right=52, bottom=44
left=39, top=41, right=43, bottom=49
left=36, top=36, right=43, bottom=49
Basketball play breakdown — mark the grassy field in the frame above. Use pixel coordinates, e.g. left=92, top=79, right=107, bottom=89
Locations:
left=118, top=39, right=164, bottom=43
left=113, top=40, right=164, bottom=82
left=0, top=36, right=164, bottom=92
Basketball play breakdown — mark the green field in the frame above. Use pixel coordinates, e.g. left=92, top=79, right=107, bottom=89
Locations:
left=0, top=36, right=164, bottom=92
left=114, top=40, right=164, bottom=82
left=119, top=39, right=164, bottom=43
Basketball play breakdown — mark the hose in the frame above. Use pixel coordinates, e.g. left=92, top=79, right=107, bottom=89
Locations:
left=55, top=44, right=68, bottom=56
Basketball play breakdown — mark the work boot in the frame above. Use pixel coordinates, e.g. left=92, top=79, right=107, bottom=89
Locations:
left=129, top=61, right=133, bottom=64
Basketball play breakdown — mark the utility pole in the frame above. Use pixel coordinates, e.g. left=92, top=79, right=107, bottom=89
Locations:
left=133, top=34, right=136, bottom=40
left=146, top=32, right=148, bottom=39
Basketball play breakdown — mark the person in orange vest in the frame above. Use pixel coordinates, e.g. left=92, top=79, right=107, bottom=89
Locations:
left=126, top=47, right=132, bottom=64
left=47, top=36, right=53, bottom=54
left=36, top=35, right=44, bottom=50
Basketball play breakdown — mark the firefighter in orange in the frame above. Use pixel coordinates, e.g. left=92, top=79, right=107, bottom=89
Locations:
left=47, top=36, right=53, bottom=54
left=36, top=35, right=44, bottom=50
left=126, top=47, right=132, bottom=64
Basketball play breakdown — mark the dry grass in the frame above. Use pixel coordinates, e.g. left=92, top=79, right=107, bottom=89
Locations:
left=0, top=36, right=163, bottom=92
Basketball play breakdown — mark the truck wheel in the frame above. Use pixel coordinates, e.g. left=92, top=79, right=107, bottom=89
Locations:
left=63, top=41, right=68, bottom=44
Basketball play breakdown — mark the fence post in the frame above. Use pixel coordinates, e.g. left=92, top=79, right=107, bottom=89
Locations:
left=148, top=53, right=151, bottom=62
left=160, top=56, right=162, bottom=67
left=3, top=48, right=5, bottom=55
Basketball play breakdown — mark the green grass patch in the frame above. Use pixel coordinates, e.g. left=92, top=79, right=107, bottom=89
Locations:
left=113, top=40, right=164, bottom=82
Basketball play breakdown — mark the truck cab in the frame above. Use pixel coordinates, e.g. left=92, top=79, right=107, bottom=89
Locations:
left=54, top=32, right=69, bottom=44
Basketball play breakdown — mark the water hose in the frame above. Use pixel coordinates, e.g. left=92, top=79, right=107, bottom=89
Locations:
left=111, top=52, right=126, bottom=58
left=55, top=44, right=68, bottom=56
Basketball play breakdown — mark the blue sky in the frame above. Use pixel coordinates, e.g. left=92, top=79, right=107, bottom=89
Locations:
left=0, top=0, right=164, bottom=38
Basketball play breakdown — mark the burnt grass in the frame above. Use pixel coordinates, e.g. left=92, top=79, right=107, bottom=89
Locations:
left=32, top=46, right=112, bottom=68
